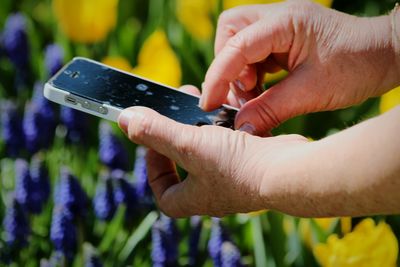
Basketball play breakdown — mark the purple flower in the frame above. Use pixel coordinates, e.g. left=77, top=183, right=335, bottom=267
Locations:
left=23, top=96, right=56, bottom=154
left=14, top=159, right=33, bottom=210
left=2, top=198, right=30, bottom=248
left=99, top=121, right=130, bottom=171
left=44, top=44, right=64, bottom=77
left=111, top=169, right=137, bottom=217
left=31, top=81, right=57, bottom=146
left=221, top=241, right=243, bottom=267
left=151, top=214, right=179, bottom=267
left=14, top=158, right=50, bottom=214
left=188, top=216, right=202, bottom=266
left=133, top=146, right=153, bottom=208
left=1, top=101, right=24, bottom=157
left=2, top=13, right=29, bottom=70
left=23, top=103, right=43, bottom=154
left=50, top=206, right=77, bottom=261
left=30, top=155, right=51, bottom=209
left=93, top=173, right=116, bottom=221
left=54, top=168, right=88, bottom=218
left=60, top=107, right=89, bottom=143
left=208, top=218, right=231, bottom=267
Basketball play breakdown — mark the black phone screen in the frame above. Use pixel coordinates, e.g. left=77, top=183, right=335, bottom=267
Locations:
left=50, top=58, right=237, bottom=128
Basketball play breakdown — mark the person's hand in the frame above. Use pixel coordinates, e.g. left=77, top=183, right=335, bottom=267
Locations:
left=200, top=0, right=400, bottom=136
left=118, top=87, right=400, bottom=218
left=118, top=86, right=310, bottom=217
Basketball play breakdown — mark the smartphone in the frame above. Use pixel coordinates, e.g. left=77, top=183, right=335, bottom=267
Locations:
left=44, top=57, right=238, bottom=129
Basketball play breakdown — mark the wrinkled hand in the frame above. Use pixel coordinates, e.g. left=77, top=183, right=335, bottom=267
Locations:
left=201, top=0, right=399, bottom=136
left=118, top=87, right=309, bottom=217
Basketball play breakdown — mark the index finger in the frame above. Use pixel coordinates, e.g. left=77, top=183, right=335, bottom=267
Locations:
left=200, top=8, right=294, bottom=111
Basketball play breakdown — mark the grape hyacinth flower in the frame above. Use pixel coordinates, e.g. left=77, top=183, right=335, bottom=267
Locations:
left=60, top=106, right=89, bottom=143
left=23, top=98, right=56, bottom=153
left=15, top=158, right=50, bottom=214
left=93, top=173, right=116, bottom=221
left=112, top=169, right=137, bottom=217
left=44, top=44, right=64, bottom=77
left=2, top=13, right=29, bottom=71
left=50, top=206, right=77, bottom=261
left=23, top=103, right=45, bottom=154
left=208, top=218, right=232, bottom=267
left=99, top=121, right=130, bottom=171
left=1, top=101, right=24, bottom=157
left=188, top=216, right=203, bottom=266
left=30, top=81, right=57, bottom=149
left=133, top=146, right=153, bottom=208
left=151, top=214, right=179, bottom=267
left=14, top=159, right=33, bottom=211
left=30, top=155, right=51, bottom=210
left=221, top=241, right=243, bottom=267
left=2, top=198, right=30, bottom=248
left=54, top=168, right=88, bottom=218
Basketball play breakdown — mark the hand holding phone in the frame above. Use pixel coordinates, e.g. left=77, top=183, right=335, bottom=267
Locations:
left=44, top=57, right=238, bottom=129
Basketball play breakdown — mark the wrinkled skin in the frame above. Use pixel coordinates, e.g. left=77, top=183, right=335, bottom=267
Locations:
left=119, top=1, right=400, bottom=218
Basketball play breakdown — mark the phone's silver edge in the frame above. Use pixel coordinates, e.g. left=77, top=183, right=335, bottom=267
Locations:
left=43, top=83, right=122, bottom=122
left=71, top=57, right=239, bottom=112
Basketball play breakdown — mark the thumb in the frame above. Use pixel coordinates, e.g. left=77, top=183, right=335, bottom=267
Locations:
left=235, top=68, right=319, bottom=135
left=118, top=106, right=200, bottom=167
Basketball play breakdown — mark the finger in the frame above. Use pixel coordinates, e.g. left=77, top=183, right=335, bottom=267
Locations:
left=234, top=64, right=258, bottom=92
left=201, top=13, right=295, bottom=111
left=235, top=66, right=319, bottom=135
left=215, top=5, right=264, bottom=55
left=146, top=150, right=201, bottom=217
left=227, top=81, right=263, bottom=107
left=156, top=174, right=202, bottom=217
left=179, top=84, right=201, bottom=96
left=118, top=106, right=200, bottom=168
left=146, top=149, right=179, bottom=204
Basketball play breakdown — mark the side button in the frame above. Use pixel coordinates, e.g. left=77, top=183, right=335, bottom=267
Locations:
left=98, top=106, right=108, bottom=114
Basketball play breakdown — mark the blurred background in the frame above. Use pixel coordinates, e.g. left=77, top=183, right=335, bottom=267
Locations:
left=0, top=0, right=400, bottom=266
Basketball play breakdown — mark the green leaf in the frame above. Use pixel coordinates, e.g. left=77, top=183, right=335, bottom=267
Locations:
left=251, top=216, right=268, bottom=267
left=98, top=205, right=127, bottom=253
left=117, top=211, right=158, bottom=263
left=267, top=212, right=288, bottom=267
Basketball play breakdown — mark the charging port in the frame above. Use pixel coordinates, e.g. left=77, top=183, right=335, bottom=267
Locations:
left=65, top=95, right=77, bottom=105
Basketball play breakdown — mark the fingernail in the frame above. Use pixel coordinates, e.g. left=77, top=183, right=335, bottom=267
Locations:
left=198, top=96, right=205, bottom=109
left=118, top=109, right=135, bottom=134
left=234, top=79, right=246, bottom=91
left=239, top=122, right=256, bottom=135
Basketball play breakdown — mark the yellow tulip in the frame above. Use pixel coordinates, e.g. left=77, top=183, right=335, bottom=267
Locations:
left=313, top=218, right=398, bottom=267
left=176, top=0, right=216, bottom=40
left=380, top=86, right=400, bottom=113
left=132, top=30, right=182, bottom=88
left=340, top=217, right=352, bottom=234
left=102, top=56, right=132, bottom=72
left=53, top=0, right=118, bottom=43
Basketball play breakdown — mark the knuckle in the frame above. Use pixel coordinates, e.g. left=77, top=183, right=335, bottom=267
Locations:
left=286, top=0, right=317, bottom=19
left=226, top=34, right=248, bottom=64
left=175, top=127, right=199, bottom=158
left=255, top=98, right=282, bottom=130
left=218, top=9, right=236, bottom=26
left=128, top=114, right=153, bottom=143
